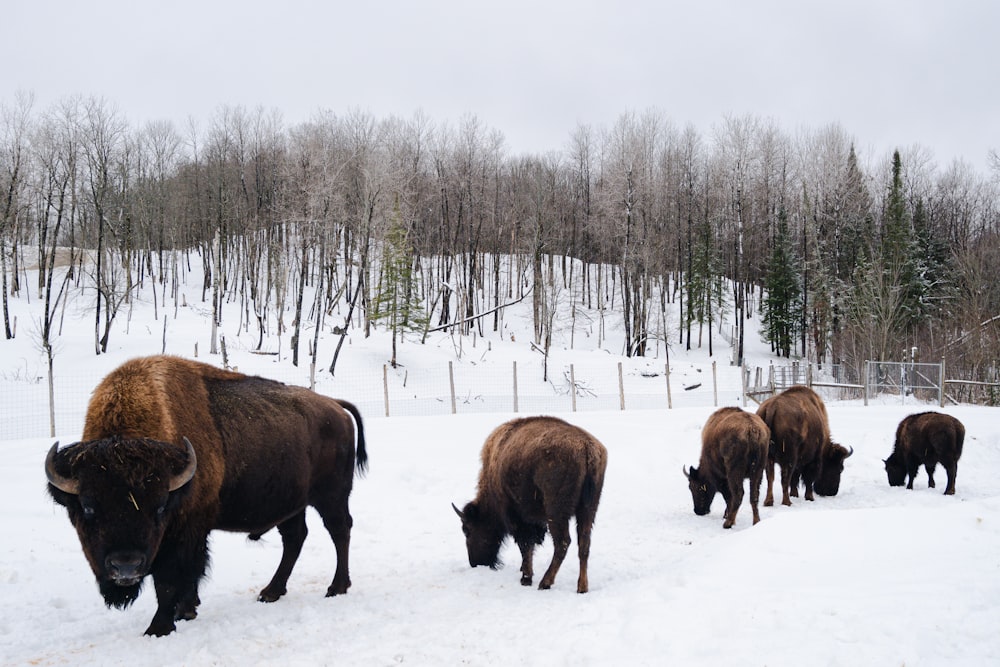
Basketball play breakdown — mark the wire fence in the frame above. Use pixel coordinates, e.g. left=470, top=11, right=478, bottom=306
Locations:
left=1, top=356, right=746, bottom=441
left=6, top=356, right=994, bottom=442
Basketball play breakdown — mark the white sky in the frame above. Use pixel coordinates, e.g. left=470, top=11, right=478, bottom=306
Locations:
left=5, top=0, right=998, bottom=170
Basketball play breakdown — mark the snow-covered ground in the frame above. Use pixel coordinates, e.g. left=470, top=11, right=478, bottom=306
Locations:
left=2, top=259, right=998, bottom=666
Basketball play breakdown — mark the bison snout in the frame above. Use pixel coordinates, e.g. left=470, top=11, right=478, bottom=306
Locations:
left=106, top=551, right=147, bottom=585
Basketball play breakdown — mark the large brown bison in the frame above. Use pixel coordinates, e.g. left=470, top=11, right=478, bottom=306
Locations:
left=756, top=385, right=853, bottom=506
left=45, top=355, right=368, bottom=636
left=885, top=411, right=965, bottom=494
left=684, top=407, right=769, bottom=528
left=452, top=416, right=607, bottom=594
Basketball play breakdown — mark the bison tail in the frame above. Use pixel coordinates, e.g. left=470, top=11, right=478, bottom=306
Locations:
left=338, top=399, right=369, bottom=476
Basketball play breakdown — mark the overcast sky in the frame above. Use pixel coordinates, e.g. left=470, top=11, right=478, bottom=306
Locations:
left=5, top=0, right=998, bottom=171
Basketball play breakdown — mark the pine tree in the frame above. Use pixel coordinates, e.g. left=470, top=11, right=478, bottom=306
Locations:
left=369, top=198, right=429, bottom=368
left=762, top=208, right=802, bottom=357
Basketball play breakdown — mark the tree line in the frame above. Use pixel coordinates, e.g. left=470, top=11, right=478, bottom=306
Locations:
left=2, top=92, right=999, bottom=389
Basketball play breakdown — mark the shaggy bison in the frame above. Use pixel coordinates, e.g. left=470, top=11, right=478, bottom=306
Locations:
left=756, top=385, right=853, bottom=506
left=45, top=355, right=368, bottom=636
left=684, top=407, right=769, bottom=528
left=885, top=411, right=965, bottom=494
left=453, top=416, right=607, bottom=593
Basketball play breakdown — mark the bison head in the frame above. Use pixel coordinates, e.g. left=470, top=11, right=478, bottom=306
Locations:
left=814, top=442, right=854, bottom=496
left=45, top=436, right=197, bottom=608
left=452, top=501, right=504, bottom=569
left=683, top=465, right=716, bottom=516
left=884, top=451, right=907, bottom=486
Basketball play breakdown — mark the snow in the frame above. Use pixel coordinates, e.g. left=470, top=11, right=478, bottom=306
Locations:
left=2, top=260, right=999, bottom=666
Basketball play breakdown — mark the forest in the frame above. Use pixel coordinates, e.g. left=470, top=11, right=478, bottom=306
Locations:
left=2, top=92, right=999, bottom=388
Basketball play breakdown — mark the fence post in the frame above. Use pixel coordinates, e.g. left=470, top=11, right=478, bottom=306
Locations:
left=383, top=364, right=390, bottom=417
left=570, top=364, right=578, bottom=412
left=665, top=362, right=673, bottom=409
left=741, top=363, right=747, bottom=407
left=863, top=360, right=869, bottom=406
left=513, top=360, right=519, bottom=412
left=807, top=363, right=813, bottom=387
left=448, top=361, right=457, bottom=415
left=618, top=362, right=625, bottom=410
left=712, top=361, right=718, bottom=406
left=939, top=357, right=945, bottom=408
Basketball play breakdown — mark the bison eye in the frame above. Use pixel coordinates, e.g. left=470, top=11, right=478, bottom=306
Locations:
left=81, top=503, right=96, bottom=519
left=156, top=504, right=167, bottom=517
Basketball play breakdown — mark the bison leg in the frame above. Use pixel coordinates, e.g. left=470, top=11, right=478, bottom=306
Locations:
left=764, top=459, right=776, bottom=507
left=575, top=519, right=593, bottom=594
left=789, top=471, right=801, bottom=498
left=538, top=518, right=571, bottom=591
left=516, top=539, right=535, bottom=586
left=315, top=493, right=353, bottom=597
left=943, top=462, right=958, bottom=495
left=513, top=523, right=546, bottom=586
left=779, top=465, right=793, bottom=506
left=259, top=511, right=308, bottom=603
left=146, top=538, right=209, bottom=637
left=722, top=479, right=743, bottom=529
left=749, top=464, right=763, bottom=525
left=925, top=458, right=939, bottom=489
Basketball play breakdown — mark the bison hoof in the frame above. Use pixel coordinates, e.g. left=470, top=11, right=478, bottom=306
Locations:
left=144, top=621, right=176, bottom=637
left=258, top=587, right=285, bottom=603
left=763, top=498, right=774, bottom=507
left=326, top=581, right=351, bottom=597
left=577, top=585, right=588, bottom=594
left=520, top=574, right=532, bottom=586
left=538, top=582, right=552, bottom=590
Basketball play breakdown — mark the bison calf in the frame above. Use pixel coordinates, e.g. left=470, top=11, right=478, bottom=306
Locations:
left=685, top=407, right=769, bottom=528
left=45, top=355, right=368, bottom=636
left=453, top=416, right=608, bottom=594
left=885, top=411, right=965, bottom=495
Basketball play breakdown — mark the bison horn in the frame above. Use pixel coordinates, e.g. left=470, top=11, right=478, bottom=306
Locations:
left=169, top=437, right=198, bottom=492
left=451, top=502, right=464, bottom=519
left=682, top=465, right=691, bottom=479
left=45, top=442, right=79, bottom=496
left=845, top=446, right=855, bottom=458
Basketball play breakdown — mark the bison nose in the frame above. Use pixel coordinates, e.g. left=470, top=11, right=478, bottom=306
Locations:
left=106, top=551, right=147, bottom=585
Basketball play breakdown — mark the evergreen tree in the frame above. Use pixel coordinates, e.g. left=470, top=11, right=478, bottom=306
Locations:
left=369, top=197, right=429, bottom=368
left=761, top=208, right=802, bottom=357
left=880, top=150, right=924, bottom=329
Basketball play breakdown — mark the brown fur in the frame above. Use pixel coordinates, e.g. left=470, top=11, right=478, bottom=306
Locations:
left=885, top=411, right=964, bottom=494
left=46, top=355, right=367, bottom=636
left=686, top=407, right=769, bottom=528
left=756, top=385, right=852, bottom=506
left=455, top=416, right=608, bottom=593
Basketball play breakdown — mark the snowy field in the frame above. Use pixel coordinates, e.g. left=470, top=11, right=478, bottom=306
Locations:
left=2, top=259, right=999, bottom=666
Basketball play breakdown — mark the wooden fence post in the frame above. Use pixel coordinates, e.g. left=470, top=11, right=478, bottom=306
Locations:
left=383, top=364, right=390, bottom=417
left=513, top=360, right=519, bottom=412
left=571, top=364, right=577, bottom=412
left=618, top=362, right=625, bottom=410
left=712, top=361, right=718, bottom=406
left=665, top=361, right=673, bottom=409
left=448, top=361, right=456, bottom=415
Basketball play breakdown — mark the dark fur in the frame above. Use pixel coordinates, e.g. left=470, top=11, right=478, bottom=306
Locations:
left=756, top=385, right=852, bottom=506
left=46, top=355, right=367, bottom=636
left=685, top=407, right=769, bottom=529
left=454, top=416, right=608, bottom=594
left=885, top=411, right=964, bottom=495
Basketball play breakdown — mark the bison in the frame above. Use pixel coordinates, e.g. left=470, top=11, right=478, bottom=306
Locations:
left=45, top=355, right=368, bottom=636
left=452, top=416, right=607, bottom=594
left=885, top=411, right=965, bottom=495
left=756, top=385, right=853, bottom=506
left=684, top=407, right=769, bottom=528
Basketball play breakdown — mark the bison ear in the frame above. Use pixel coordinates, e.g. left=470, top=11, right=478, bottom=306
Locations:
left=168, top=437, right=198, bottom=492
left=45, top=442, right=80, bottom=496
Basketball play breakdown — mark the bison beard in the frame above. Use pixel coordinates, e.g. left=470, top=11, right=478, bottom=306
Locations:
left=45, top=355, right=367, bottom=637
left=454, top=416, right=607, bottom=594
